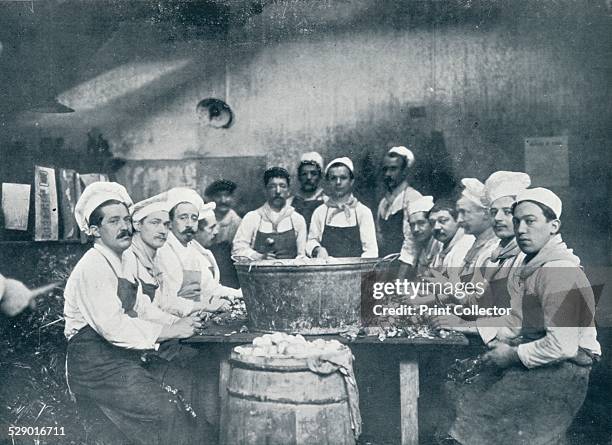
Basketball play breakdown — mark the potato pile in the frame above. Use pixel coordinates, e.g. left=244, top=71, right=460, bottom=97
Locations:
left=235, top=332, right=345, bottom=358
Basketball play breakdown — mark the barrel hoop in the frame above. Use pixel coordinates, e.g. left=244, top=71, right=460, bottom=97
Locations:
left=229, top=358, right=316, bottom=372
left=227, top=389, right=348, bottom=405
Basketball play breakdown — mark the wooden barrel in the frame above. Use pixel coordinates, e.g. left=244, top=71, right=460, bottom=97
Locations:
left=220, top=349, right=357, bottom=445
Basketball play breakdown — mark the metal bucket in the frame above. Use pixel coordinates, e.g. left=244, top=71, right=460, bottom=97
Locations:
left=235, top=257, right=388, bottom=335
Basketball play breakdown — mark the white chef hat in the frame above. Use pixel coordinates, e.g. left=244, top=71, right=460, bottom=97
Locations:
left=515, top=187, right=562, bottom=218
left=299, top=151, right=324, bottom=170
left=130, top=192, right=170, bottom=222
left=388, top=146, right=415, bottom=168
left=74, top=181, right=133, bottom=235
left=460, top=178, right=487, bottom=208
left=483, top=171, right=531, bottom=206
left=408, top=195, right=435, bottom=216
left=198, top=202, right=217, bottom=223
left=166, top=187, right=204, bottom=214
left=325, top=157, right=354, bottom=175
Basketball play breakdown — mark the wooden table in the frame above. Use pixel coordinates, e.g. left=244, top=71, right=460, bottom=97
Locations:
left=184, top=323, right=469, bottom=445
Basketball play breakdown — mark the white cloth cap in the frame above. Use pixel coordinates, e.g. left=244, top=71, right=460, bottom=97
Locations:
left=130, top=192, right=170, bottom=222
left=408, top=195, right=434, bottom=216
left=75, top=182, right=133, bottom=235
left=166, top=187, right=204, bottom=214
left=460, top=178, right=486, bottom=208
left=300, top=151, right=324, bottom=170
left=484, top=171, right=531, bottom=206
left=325, top=157, right=354, bottom=175
left=515, top=187, right=562, bottom=218
left=198, top=202, right=217, bottom=222
left=388, top=146, right=415, bottom=168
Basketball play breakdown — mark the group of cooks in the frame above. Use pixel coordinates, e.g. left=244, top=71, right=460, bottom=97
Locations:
left=52, top=145, right=600, bottom=445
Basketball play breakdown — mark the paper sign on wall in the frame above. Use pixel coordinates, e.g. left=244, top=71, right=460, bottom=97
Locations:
left=1, top=183, right=31, bottom=231
left=34, top=166, right=59, bottom=241
left=524, top=136, right=570, bottom=187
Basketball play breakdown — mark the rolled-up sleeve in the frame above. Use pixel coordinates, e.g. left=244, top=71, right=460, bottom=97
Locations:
left=231, top=212, right=261, bottom=260
left=306, top=205, right=326, bottom=256
left=399, top=217, right=418, bottom=265
left=357, top=205, right=378, bottom=258
left=292, top=213, right=308, bottom=257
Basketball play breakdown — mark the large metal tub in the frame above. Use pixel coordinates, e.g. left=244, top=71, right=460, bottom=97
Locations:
left=235, top=258, right=380, bottom=335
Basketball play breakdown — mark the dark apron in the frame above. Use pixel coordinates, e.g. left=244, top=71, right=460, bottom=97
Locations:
left=138, top=279, right=159, bottom=302
left=320, top=207, right=363, bottom=257
left=67, top=326, right=212, bottom=445
left=209, top=240, right=240, bottom=288
left=252, top=215, right=298, bottom=259
left=292, top=195, right=324, bottom=230
left=378, top=208, right=404, bottom=258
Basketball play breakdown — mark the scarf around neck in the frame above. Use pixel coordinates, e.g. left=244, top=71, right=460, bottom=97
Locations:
left=326, top=194, right=358, bottom=223
left=130, top=234, right=162, bottom=281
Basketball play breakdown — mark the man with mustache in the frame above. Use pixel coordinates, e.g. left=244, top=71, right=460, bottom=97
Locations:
left=437, top=188, right=600, bottom=445
left=455, top=178, right=498, bottom=283
left=377, top=146, right=423, bottom=263
left=232, top=167, right=307, bottom=260
left=203, top=179, right=242, bottom=288
left=401, top=195, right=442, bottom=277
left=157, top=187, right=236, bottom=317
left=64, top=182, right=205, bottom=445
left=307, top=157, right=378, bottom=258
left=427, top=200, right=475, bottom=283
left=288, top=151, right=326, bottom=230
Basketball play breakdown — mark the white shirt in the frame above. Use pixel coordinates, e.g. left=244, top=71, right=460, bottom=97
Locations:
left=122, top=244, right=180, bottom=326
left=63, top=244, right=163, bottom=350
left=430, top=228, right=475, bottom=282
left=157, top=232, right=240, bottom=317
left=307, top=200, right=378, bottom=258
left=232, top=206, right=307, bottom=260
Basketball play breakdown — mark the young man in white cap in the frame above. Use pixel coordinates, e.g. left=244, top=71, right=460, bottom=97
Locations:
left=437, top=187, right=600, bottom=445
left=308, top=157, right=378, bottom=258
left=377, top=146, right=423, bottom=260
left=455, top=178, right=498, bottom=282
left=288, top=151, right=327, bottom=230
left=157, top=187, right=238, bottom=316
left=64, top=182, right=207, bottom=445
left=399, top=195, right=442, bottom=278
left=233, top=167, right=307, bottom=260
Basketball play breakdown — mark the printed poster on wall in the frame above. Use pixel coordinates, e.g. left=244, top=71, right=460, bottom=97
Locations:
left=1, top=183, right=31, bottom=231
left=34, top=165, right=59, bottom=241
left=524, top=136, right=570, bottom=187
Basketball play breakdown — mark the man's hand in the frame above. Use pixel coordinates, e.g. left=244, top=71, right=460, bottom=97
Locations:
left=200, top=296, right=231, bottom=313
left=313, top=246, right=329, bottom=259
left=430, top=313, right=477, bottom=334
left=483, top=342, right=520, bottom=368
left=263, top=252, right=277, bottom=260
left=158, top=314, right=203, bottom=340
left=177, top=282, right=201, bottom=301
left=1, top=279, right=35, bottom=317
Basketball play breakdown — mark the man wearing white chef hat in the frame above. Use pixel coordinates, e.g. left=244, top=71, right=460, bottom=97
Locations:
left=64, top=182, right=206, bottom=445
left=157, top=187, right=237, bottom=317
left=288, top=151, right=327, bottom=230
left=438, top=187, right=601, bottom=445
left=455, top=178, right=497, bottom=282
left=377, top=146, right=423, bottom=263
left=400, top=195, right=442, bottom=277
left=307, top=157, right=378, bottom=258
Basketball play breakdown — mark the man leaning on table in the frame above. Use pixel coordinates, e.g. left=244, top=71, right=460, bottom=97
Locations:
left=435, top=187, right=601, bottom=445
left=307, top=157, right=378, bottom=258
left=63, top=182, right=208, bottom=445
left=156, top=187, right=237, bottom=317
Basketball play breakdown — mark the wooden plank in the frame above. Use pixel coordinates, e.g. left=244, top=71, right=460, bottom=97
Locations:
left=218, top=358, right=231, bottom=445
left=399, top=355, right=419, bottom=445
left=1, top=183, right=30, bottom=231
left=58, top=169, right=79, bottom=240
left=34, top=166, right=58, bottom=241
